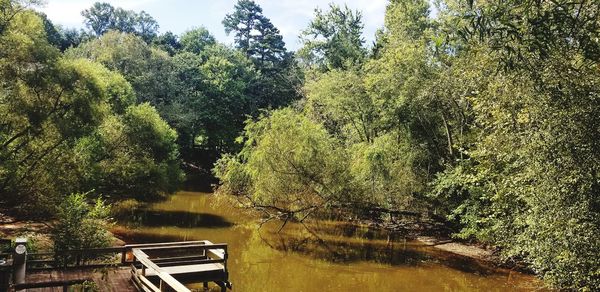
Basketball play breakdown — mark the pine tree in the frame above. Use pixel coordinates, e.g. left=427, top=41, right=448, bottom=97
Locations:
left=223, top=0, right=287, bottom=68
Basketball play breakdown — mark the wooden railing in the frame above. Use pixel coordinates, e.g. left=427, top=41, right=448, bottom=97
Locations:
left=27, top=246, right=127, bottom=270
left=26, top=241, right=211, bottom=270
left=130, top=242, right=228, bottom=292
left=7, top=240, right=230, bottom=292
left=12, top=278, right=92, bottom=291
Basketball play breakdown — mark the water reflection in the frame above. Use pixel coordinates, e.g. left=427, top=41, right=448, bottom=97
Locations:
left=255, top=220, right=497, bottom=275
left=118, top=209, right=234, bottom=228
left=113, top=191, right=546, bottom=291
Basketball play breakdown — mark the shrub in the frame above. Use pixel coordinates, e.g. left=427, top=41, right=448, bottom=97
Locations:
left=51, top=193, right=112, bottom=254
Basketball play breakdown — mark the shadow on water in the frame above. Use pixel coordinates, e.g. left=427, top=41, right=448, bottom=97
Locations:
left=112, top=228, right=187, bottom=243
left=112, top=191, right=546, bottom=291
left=255, top=221, right=497, bottom=275
left=116, top=209, right=234, bottom=228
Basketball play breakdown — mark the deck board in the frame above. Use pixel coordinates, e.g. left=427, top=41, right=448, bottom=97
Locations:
left=145, top=263, right=224, bottom=276
left=23, top=267, right=136, bottom=292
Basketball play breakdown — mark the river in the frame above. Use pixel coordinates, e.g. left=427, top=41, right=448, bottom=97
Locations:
left=112, top=191, right=545, bottom=291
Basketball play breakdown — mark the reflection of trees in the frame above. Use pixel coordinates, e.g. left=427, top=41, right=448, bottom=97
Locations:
left=254, top=219, right=498, bottom=275
left=116, top=209, right=234, bottom=228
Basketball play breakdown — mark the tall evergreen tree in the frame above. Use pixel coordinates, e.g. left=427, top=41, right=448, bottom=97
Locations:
left=222, top=0, right=287, bottom=68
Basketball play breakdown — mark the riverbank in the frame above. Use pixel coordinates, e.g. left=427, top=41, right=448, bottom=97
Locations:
left=0, top=212, right=125, bottom=251
left=416, top=236, right=494, bottom=261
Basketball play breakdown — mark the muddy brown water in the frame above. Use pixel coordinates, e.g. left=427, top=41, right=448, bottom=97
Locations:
left=112, top=191, right=546, bottom=291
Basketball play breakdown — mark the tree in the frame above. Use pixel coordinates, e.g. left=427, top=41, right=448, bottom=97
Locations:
left=223, top=0, right=301, bottom=112
left=67, top=31, right=177, bottom=106
left=81, top=2, right=158, bottom=42
left=0, top=4, right=182, bottom=216
left=76, top=103, right=183, bottom=200
left=214, top=108, right=352, bottom=221
left=299, top=4, right=367, bottom=71
left=223, top=0, right=287, bottom=68
left=180, top=27, right=216, bottom=54
left=305, top=69, right=377, bottom=143
left=192, top=44, right=257, bottom=154
left=457, top=0, right=600, bottom=69
left=133, top=10, right=158, bottom=42
left=428, top=0, right=600, bottom=289
left=152, top=31, right=181, bottom=56
left=0, top=9, right=110, bottom=215
left=81, top=2, right=114, bottom=36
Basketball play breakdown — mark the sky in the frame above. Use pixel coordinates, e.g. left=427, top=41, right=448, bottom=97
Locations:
left=36, top=0, right=388, bottom=51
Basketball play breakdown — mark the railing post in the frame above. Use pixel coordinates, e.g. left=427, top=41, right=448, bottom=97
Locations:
left=0, top=253, right=10, bottom=291
left=13, top=238, right=27, bottom=285
left=121, top=249, right=127, bottom=265
left=159, top=279, right=166, bottom=292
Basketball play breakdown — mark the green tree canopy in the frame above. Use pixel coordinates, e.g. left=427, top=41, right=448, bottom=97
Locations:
left=180, top=27, right=216, bottom=55
left=299, top=4, right=367, bottom=71
left=81, top=2, right=158, bottom=42
left=223, top=0, right=288, bottom=68
left=0, top=3, right=182, bottom=216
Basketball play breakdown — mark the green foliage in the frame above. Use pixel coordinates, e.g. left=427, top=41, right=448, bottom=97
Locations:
left=299, top=4, right=367, bottom=71
left=223, top=0, right=287, bottom=66
left=215, top=0, right=600, bottom=289
left=51, top=193, right=112, bottom=252
left=67, top=31, right=177, bottom=106
left=152, top=31, right=181, bottom=56
left=350, top=133, right=424, bottom=209
left=426, top=1, right=600, bottom=289
left=81, top=2, right=158, bottom=42
left=180, top=27, right=216, bottom=54
left=75, top=103, right=183, bottom=200
left=0, top=5, right=181, bottom=215
left=222, top=0, right=300, bottom=113
left=5, top=0, right=599, bottom=288
left=304, top=69, right=377, bottom=143
left=215, top=109, right=352, bottom=218
left=459, top=0, right=600, bottom=69
left=67, top=26, right=297, bottom=166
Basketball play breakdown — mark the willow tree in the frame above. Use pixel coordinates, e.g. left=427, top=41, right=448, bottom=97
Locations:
left=0, top=1, right=182, bottom=215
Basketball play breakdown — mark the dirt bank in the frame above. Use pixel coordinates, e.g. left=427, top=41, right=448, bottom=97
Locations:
left=416, top=236, right=495, bottom=261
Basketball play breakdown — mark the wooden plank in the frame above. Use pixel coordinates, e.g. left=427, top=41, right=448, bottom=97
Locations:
left=132, top=249, right=191, bottom=292
left=143, top=263, right=225, bottom=276
left=152, top=255, right=207, bottom=263
left=207, top=249, right=225, bottom=260
left=156, top=258, right=225, bottom=267
left=125, top=241, right=208, bottom=249
left=134, top=274, right=161, bottom=292
left=25, top=267, right=136, bottom=292
left=137, top=243, right=228, bottom=252
left=13, top=278, right=91, bottom=289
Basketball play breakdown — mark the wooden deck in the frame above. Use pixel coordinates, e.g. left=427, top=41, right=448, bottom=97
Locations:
left=23, top=267, right=135, bottom=292
left=7, top=240, right=231, bottom=292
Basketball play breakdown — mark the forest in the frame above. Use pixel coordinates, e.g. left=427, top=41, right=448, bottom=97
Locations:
left=0, top=0, right=599, bottom=290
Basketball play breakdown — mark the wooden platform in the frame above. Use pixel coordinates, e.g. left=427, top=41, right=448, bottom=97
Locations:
left=9, top=240, right=231, bottom=292
left=23, top=267, right=136, bottom=292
